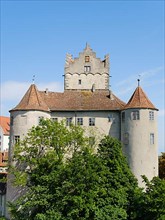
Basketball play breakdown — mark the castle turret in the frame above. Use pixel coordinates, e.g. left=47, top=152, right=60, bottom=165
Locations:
left=121, top=81, right=158, bottom=186
left=9, top=84, right=50, bottom=158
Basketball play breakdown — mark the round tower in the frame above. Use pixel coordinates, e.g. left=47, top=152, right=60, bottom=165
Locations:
left=6, top=84, right=50, bottom=218
left=9, top=84, right=50, bottom=159
left=121, top=82, right=158, bottom=186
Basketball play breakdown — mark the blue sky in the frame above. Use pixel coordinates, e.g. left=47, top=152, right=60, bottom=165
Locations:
left=1, top=0, right=164, bottom=152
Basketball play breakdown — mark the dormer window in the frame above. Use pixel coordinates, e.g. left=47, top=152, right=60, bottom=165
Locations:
left=84, top=66, right=91, bottom=72
left=85, top=56, right=90, bottom=62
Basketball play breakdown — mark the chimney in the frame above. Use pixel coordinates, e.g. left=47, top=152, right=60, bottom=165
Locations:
left=45, top=88, right=49, bottom=94
left=109, top=90, right=114, bottom=100
left=92, top=84, right=95, bottom=92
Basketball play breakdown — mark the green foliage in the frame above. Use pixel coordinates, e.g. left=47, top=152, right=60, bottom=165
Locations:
left=8, top=119, right=165, bottom=220
left=135, top=176, right=165, bottom=220
left=159, top=152, right=165, bottom=179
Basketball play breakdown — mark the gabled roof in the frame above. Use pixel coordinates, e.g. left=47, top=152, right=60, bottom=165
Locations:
left=10, top=84, right=50, bottom=112
left=125, top=86, right=158, bottom=110
left=0, top=116, right=10, bottom=135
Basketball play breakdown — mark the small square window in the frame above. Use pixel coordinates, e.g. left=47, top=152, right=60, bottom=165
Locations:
left=77, top=118, right=83, bottom=126
left=131, top=111, right=140, bottom=120
left=66, top=117, right=72, bottom=126
left=84, top=66, right=91, bottom=72
left=85, top=56, right=90, bottom=62
left=149, top=111, right=154, bottom=120
left=52, top=118, right=58, bottom=122
left=14, top=136, right=20, bottom=144
left=89, top=118, right=95, bottom=126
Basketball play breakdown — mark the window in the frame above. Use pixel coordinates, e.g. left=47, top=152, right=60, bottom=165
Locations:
left=52, top=117, right=58, bottom=122
left=66, top=117, right=72, bottom=126
left=84, top=66, right=91, bottom=72
left=131, top=111, right=140, bottom=120
left=149, top=111, right=154, bottom=120
left=77, top=118, right=83, bottom=126
left=85, top=56, right=90, bottom=62
left=14, top=136, right=20, bottom=144
left=89, top=118, right=95, bottom=126
left=122, top=112, right=125, bottom=122
left=150, top=133, right=154, bottom=145
left=78, top=79, right=82, bottom=85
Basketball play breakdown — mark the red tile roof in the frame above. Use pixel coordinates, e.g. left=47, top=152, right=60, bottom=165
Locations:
left=125, top=86, right=158, bottom=110
left=0, top=116, right=10, bottom=135
left=11, top=84, right=50, bottom=112
left=10, top=84, right=158, bottom=112
left=40, top=90, right=126, bottom=111
left=10, top=85, right=126, bottom=112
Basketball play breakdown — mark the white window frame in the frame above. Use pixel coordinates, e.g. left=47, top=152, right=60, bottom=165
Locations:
left=84, top=66, right=91, bottom=72
left=66, top=117, right=72, bottom=126
left=131, top=111, right=140, bottom=120
left=14, top=135, right=20, bottom=144
left=77, top=118, right=83, bottom=126
left=149, top=111, right=154, bottom=120
left=52, top=117, right=58, bottom=122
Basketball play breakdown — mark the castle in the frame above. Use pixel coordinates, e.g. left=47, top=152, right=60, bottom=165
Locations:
left=8, top=44, right=158, bottom=187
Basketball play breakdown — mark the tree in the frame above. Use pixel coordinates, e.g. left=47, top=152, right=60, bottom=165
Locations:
left=8, top=119, right=86, bottom=219
left=8, top=119, right=165, bottom=219
left=159, top=152, right=165, bottom=179
left=9, top=119, right=140, bottom=219
left=135, top=176, right=165, bottom=220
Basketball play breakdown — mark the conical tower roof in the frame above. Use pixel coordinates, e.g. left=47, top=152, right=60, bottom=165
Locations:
left=10, top=84, right=50, bottom=112
left=125, top=86, right=158, bottom=110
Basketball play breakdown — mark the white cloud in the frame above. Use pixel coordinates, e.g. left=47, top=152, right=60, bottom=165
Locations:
left=114, top=66, right=164, bottom=98
left=1, top=81, right=64, bottom=102
left=0, top=81, right=64, bottom=116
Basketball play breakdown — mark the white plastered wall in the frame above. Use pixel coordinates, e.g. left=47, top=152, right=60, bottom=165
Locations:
left=121, top=109, right=158, bottom=186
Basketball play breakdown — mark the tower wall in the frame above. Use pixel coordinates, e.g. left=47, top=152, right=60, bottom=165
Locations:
left=64, top=46, right=109, bottom=90
left=121, top=109, right=158, bottom=185
left=9, top=110, right=50, bottom=158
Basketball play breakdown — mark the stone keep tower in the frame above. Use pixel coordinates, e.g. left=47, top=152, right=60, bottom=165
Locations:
left=64, top=44, right=109, bottom=90
left=121, top=81, right=158, bottom=184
